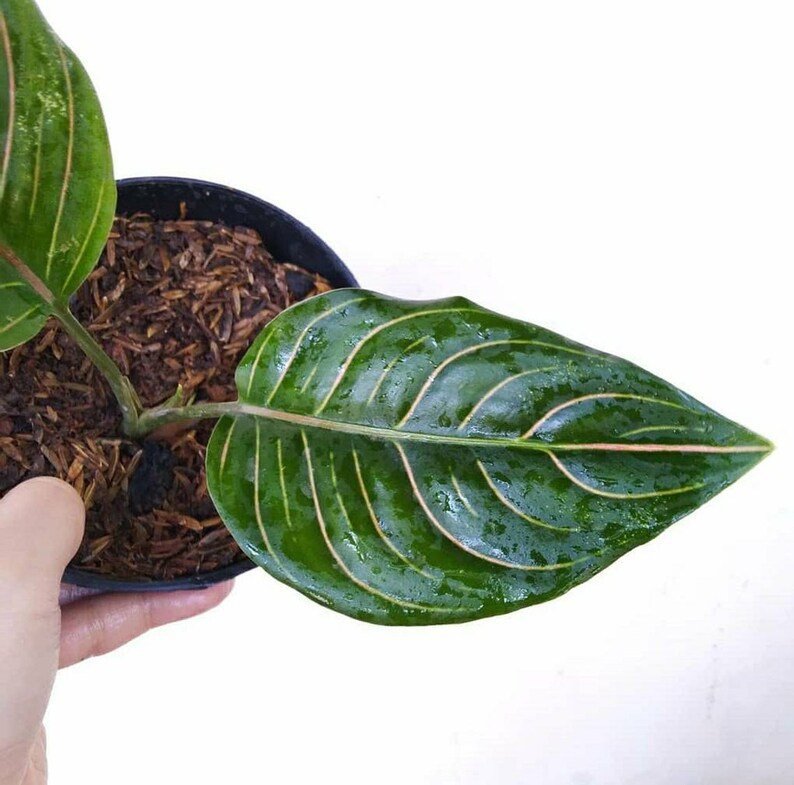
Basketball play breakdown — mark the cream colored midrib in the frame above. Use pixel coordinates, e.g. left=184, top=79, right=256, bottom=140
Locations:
left=241, top=298, right=767, bottom=455
left=229, top=402, right=770, bottom=455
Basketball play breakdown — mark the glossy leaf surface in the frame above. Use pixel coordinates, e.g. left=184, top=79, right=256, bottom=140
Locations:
left=207, top=290, right=770, bottom=625
left=0, top=0, right=115, bottom=349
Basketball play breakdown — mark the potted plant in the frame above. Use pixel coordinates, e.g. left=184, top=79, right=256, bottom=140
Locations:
left=0, top=0, right=772, bottom=624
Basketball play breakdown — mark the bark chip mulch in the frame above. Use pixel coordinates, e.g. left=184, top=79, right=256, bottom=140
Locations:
left=0, top=211, right=332, bottom=581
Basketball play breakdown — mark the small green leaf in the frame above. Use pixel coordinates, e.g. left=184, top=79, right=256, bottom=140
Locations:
left=206, top=290, right=771, bottom=625
left=0, top=0, right=115, bottom=349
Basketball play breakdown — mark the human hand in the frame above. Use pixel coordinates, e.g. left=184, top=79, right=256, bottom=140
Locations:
left=0, top=477, right=233, bottom=785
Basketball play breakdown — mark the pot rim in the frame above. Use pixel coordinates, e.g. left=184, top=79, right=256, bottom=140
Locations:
left=62, top=176, right=358, bottom=592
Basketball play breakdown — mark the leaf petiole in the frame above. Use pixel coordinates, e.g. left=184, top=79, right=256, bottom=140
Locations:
left=49, top=301, right=142, bottom=435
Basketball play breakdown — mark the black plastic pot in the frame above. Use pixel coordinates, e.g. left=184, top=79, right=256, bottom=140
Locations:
left=62, top=177, right=358, bottom=592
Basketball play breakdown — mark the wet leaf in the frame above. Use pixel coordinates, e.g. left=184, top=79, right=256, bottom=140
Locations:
left=207, top=290, right=771, bottom=625
left=0, top=0, right=114, bottom=349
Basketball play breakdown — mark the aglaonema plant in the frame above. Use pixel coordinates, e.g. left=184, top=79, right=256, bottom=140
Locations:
left=0, top=0, right=772, bottom=624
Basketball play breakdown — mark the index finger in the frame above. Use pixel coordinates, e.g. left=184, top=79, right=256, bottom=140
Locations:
left=58, top=581, right=233, bottom=668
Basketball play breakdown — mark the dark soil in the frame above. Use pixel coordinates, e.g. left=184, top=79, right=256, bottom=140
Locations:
left=0, top=213, right=332, bottom=581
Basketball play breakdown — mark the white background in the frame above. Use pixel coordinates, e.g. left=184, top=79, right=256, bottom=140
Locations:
left=37, top=1, right=791, bottom=783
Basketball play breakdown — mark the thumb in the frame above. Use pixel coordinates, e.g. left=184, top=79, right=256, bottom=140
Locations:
left=0, top=478, right=84, bottom=774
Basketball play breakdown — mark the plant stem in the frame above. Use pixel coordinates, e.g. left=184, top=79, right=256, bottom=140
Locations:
left=50, top=301, right=142, bottom=434
left=133, top=401, right=237, bottom=437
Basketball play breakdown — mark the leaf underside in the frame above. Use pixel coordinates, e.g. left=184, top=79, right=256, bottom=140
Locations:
left=206, top=290, right=770, bottom=626
left=0, top=0, right=115, bottom=349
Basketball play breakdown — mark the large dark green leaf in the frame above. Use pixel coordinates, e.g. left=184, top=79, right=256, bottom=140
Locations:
left=0, top=0, right=115, bottom=349
left=207, top=290, right=771, bottom=625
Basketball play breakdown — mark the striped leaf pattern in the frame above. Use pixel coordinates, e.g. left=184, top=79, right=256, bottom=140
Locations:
left=0, top=0, right=115, bottom=349
left=206, top=290, right=771, bottom=625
